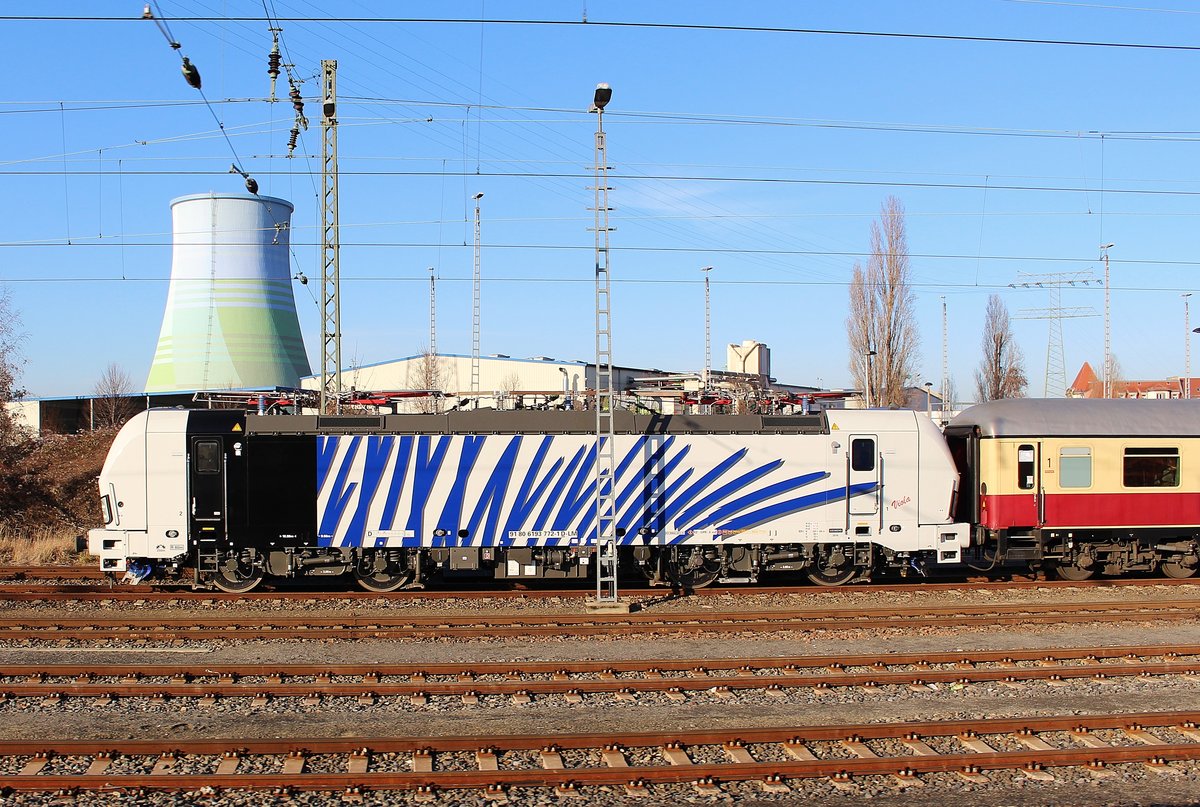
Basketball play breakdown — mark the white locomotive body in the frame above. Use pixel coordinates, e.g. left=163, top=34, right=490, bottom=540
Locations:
left=88, top=408, right=969, bottom=591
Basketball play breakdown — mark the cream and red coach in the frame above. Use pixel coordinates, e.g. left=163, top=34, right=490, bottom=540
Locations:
left=945, top=398, right=1200, bottom=580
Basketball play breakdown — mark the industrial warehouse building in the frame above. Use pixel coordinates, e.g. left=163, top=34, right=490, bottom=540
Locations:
left=296, top=340, right=798, bottom=414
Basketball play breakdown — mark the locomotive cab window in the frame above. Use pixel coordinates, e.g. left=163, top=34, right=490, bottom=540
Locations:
left=1059, top=447, right=1092, bottom=488
left=851, top=438, right=875, bottom=472
left=1123, top=447, right=1179, bottom=488
left=194, top=441, right=222, bottom=474
left=1017, top=445, right=1035, bottom=490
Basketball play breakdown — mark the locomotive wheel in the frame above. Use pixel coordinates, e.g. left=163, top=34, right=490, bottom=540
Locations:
left=1161, top=559, right=1199, bottom=579
left=806, top=566, right=858, bottom=586
left=1052, top=562, right=1096, bottom=581
left=806, top=546, right=860, bottom=586
left=671, top=548, right=722, bottom=589
left=353, top=551, right=414, bottom=592
left=212, top=550, right=265, bottom=593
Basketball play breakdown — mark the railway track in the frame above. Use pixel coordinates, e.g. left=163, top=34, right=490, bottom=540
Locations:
left=0, top=599, right=1198, bottom=641
left=1, top=645, right=1197, bottom=705
left=1, top=566, right=1198, bottom=598
left=0, top=711, right=1197, bottom=796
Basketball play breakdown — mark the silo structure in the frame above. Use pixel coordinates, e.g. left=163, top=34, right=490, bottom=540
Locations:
left=145, top=192, right=311, bottom=392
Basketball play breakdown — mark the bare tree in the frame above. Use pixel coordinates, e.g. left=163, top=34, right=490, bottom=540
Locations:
left=846, top=196, right=920, bottom=407
left=406, top=347, right=446, bottom=413
left=1107, top=354, right=1127, bottom=398
left=497, top=371, right=523, bottom=410
left=92, top=363, right=136, bottom=428
left=0, top=288, right=31, bottom=518
left=973, top=294, right=1028, bottom=402
left=0, top=287, right=27, bottom=445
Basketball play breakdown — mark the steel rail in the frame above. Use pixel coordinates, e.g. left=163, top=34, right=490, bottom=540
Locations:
left=5, top=643, right=1197, bottom=678
left=0, top=711, right=1197, bottom=794
left=1, top=661, right=1197, bottom=701
left=1, top=569, right=1197, bottom=596
left=0, top=600, right=1197, bottom=641
left=2, top=646, right=1198, bottom=704
left=0, top=567, right=105, bottom=581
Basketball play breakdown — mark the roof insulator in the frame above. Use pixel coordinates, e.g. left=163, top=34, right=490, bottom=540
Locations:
left=267, top=34, right=282, bottom=101
left=289, top=83, right=308, bottom=130
left=268, top=41, right=281, bottom=80
left=180, top=57, right=202, bottom=90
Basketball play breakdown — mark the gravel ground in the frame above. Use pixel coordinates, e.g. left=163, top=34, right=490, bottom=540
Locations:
left=1, top=587, right=1199, bottom=805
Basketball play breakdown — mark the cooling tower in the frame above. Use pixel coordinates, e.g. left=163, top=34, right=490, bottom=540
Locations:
left=145, top=192, right=311, bottom=392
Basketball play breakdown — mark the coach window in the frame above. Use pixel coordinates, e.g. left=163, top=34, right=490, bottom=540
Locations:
left=851, top=438, right=875, bottom=472
left=194, top=440, right=222, bottom=474
left=1017, top=444, right=1035, bottom=490
left=1124, top=447, right=1179, bottom=487
left=1059, top=447, right=1092, bottom=488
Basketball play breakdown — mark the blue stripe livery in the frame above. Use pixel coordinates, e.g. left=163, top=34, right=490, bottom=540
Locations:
left=316, top=434, right=882, bottom=549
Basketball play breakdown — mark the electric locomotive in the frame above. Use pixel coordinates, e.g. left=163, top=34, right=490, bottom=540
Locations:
left=87, top=406, right=969, bottom=591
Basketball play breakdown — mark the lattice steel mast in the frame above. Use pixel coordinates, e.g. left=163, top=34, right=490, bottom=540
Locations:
left=590, top=84, right=618, bottom=605
left=319, top=60, right=342, bottom=414
left=940, top=296, right=948, bottom=416
left=428, top=267, right=437, bottom=358
left=471, top=193, right=483, bottom=396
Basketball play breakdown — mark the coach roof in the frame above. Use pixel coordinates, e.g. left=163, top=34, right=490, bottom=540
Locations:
left=949, top=398, right=1200, bottom=438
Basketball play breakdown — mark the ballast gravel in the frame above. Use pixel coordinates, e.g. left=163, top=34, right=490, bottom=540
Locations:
left=2, top=583, right=1200, bottom=805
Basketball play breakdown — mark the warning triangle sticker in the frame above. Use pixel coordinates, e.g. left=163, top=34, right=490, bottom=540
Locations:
left=232, top=423, right=243, bottom=432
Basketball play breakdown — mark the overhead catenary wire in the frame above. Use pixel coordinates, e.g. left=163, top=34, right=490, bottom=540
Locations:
left=10, top=14, right=1200, bottom=53
left=11, top=167, right=1200, bottom=198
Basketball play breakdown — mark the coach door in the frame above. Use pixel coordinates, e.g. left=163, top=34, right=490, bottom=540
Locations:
left=847, top=435, right=880, bottom=517
left=1014, top=441, right=1043, bottom=527
left=189, top=437, right=227, bottom=538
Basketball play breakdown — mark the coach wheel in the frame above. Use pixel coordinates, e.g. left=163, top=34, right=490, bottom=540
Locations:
left=670, top=547, right=722, bottom=589
left=1161, top=559, right=1198, bottom=579
left=212, top=549, right=265, bottom=593
left=1052, top=562, right=1096, bottom=582
left=353, top=550, right=414, bottom=592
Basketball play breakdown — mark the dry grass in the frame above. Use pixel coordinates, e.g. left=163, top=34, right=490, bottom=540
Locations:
left=0, top=525, right=91, bottom=565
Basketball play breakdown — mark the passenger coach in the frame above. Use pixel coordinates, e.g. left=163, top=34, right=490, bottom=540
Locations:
left=945, top=398, right=1200, bottom=579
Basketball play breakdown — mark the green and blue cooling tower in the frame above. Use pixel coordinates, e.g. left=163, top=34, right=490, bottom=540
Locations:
left=145, top=192, right=311, bottom=392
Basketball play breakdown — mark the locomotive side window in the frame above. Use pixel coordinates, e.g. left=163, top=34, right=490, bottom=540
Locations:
left=851, top=438, right=875, bottom=472
left=1017, top=445, right=1035, bottom=490
left=1059, top=447, right=1092, bottom=488
left=1123, top=447, right=1179, bottom=488
left=194, top=440, right=222, bottom=474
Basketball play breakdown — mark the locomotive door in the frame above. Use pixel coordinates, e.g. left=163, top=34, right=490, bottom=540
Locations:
left=189, top=438, right=228, bottom=538
left=847, top=435, right=880, bottom=517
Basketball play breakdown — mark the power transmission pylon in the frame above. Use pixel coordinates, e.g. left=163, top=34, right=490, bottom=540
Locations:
left=1010, top=271, right=1099, bottom=398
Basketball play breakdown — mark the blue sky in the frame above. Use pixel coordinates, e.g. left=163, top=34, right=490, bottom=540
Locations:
left=4, top=1, right=1200, bottom=400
